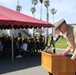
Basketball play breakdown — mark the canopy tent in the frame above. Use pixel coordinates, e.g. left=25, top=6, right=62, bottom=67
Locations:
left=0, top=5, right=54, bottom=29
left=0, top=5, right=54, bottom=61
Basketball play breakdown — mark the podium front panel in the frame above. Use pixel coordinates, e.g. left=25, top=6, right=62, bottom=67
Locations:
left=41, top=51, right=76, bottom=74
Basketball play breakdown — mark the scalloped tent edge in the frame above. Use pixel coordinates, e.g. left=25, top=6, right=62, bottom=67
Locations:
left=0, top=5, right=54, bottom=29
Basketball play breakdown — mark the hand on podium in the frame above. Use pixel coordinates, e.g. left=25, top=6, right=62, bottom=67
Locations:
left=56, top=52, right=63, bottom=55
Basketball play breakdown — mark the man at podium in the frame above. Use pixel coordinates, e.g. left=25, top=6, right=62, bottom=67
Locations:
left=54, top=18, right=76, bottom=60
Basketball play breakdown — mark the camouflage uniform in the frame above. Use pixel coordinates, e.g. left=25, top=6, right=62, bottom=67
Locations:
left=65, top=25, right=76, bottom=53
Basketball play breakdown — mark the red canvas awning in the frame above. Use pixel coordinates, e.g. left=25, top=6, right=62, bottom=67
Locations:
left=0, top=5, right=54, bottom=29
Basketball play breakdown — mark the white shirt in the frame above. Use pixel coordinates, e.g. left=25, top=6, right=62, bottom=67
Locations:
left=21, top=43, right=27, bottom=51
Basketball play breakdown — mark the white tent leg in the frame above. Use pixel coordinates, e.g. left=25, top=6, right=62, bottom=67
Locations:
left=12, top=26, right=14, bottom=61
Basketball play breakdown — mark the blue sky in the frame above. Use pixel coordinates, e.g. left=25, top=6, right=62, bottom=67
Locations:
left=0, top=0, right=76, bottom=34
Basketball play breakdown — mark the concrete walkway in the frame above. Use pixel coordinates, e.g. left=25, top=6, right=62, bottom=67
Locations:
left=0, top=49, right=72, bottom=75
left=0, top=53, right=48, bottom=75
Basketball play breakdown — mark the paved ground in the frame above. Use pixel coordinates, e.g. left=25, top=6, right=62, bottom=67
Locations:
left=0, top=53, right=48, bottom=75
left=0, top=49, right=72, bottom=75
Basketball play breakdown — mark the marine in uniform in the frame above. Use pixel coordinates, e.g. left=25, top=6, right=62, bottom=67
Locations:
left=54, top=18, right=76, bottom=60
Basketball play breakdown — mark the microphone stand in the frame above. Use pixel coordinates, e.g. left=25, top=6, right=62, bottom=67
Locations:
left=52, top=35, right=61, bottom=53
left=45, top=35, right=61, bottom=53
left=52, top=41, right=56, bottom=53
left=45, top=41, right=56, bottom=53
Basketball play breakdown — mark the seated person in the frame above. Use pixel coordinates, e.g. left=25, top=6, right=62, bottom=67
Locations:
left=21, top=40, right=28, bottom=57
left=0, top=40, right=3, bottom=57
left=28, top=38, right=35, bottom=56
left=14, top=40, right=22, bottom=58
left=0, top=40, right=3, bottom=51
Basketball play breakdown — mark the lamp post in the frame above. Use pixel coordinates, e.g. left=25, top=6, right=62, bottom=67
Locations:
left=51, top=8, right=57, bottom=38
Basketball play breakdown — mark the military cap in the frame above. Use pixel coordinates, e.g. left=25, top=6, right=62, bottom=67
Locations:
left=53, top=18, right=66, bottom=30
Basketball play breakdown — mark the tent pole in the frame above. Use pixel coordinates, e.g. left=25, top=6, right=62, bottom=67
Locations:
left=12, top=25, right=14, bottom=61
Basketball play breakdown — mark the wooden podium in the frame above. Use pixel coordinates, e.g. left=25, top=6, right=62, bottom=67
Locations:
left=41, top=51, right=76, bottom=75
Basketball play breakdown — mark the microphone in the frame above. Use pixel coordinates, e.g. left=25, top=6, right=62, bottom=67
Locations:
left=54, top=35, right=61, bottom=44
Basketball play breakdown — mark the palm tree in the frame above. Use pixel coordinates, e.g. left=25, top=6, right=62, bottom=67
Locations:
left=31, top=0, right=38, bottom=17
left=31, top=0, right=38, bottom=34
left=16, top=0, right=22, bottom=12
left=30, top=7, right=36, bottom=34
left=44, top=0, right=50, bottom=22
left=44, top=0, right=50, bottom=37
left=36, top=0, right=44, bottom=34
left=39, top=0, right=43, bottom=20
left=16, top=5, right=22, bottom=12
left=51, top=8, right=57, bottom=23
left=32, top=0, right=38, bottom=5
left=51, top=8, right=57, bottom=37
left=30, top=7, right=36, bottom=17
